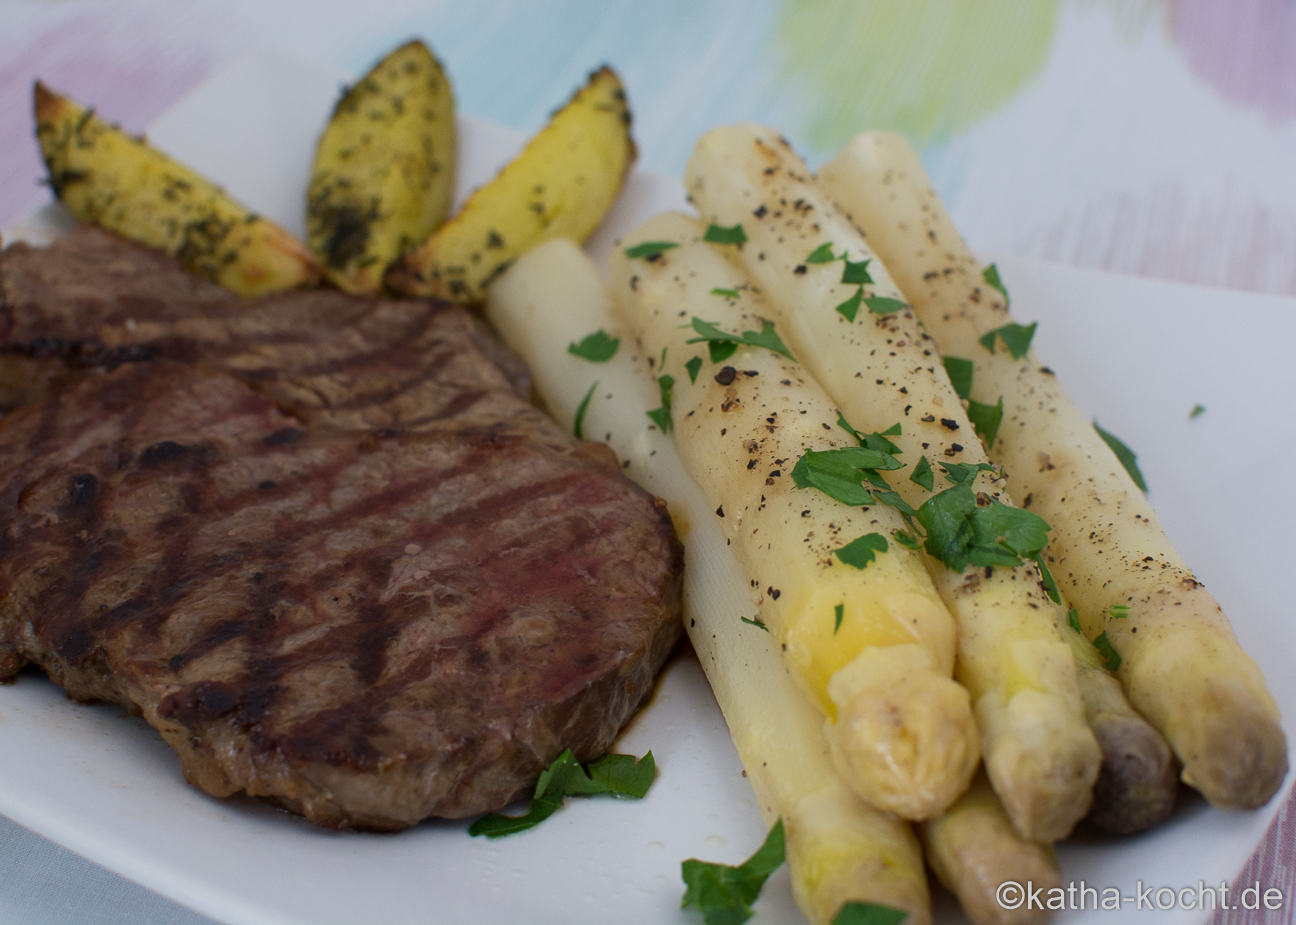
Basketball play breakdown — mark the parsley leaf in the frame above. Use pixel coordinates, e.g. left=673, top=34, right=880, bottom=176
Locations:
left=704, top=223, right=747, bottom=245
left=909, top=455, right=934, bottom=492
left=943, top=356, right=974, bottom=401
left=1110, top=604, right=1131, bottom=619
left=685, top=355, right=703, bottom=384
left=865, top=488, right=918, bottom=517
left=686, top=317, right=795, bottom=361
left=833, top=902, right=909, bottom=925
left=587, top=752, right=657, bottom=797
left=1093, top=420, right=1148, bottom=492
left=835, top=289, right=863, bottom=322
left=742, top=321, right=796, bottom=361
left=573, top=380, right=598, bottom=439
left=915, top=485, right=1050, bottom=572
left=834, top=603, right=844, bottom=633
left=740, top=616, right=769, bottom=632
left=647, top=374, right=675, bottom=433
left=805, top=242, right=837, bottom=264
left=865, top=296, right=908, bottom=315
left=792, top=447, right=904, bottom=506
left=938, top=461, right=996, bottom=487
left=1190, top=403, right=1206, bottom=419
left=1067, top=607, right=1082, bottom=634
left=835, top=533, right=889, bottom=570
left=624, top=240, right=679, bottom=260
left=967, top=396, right=1004, bottom=448
left=1036, top=555, right=1061, bottom=604
left=978, top=322, right=1037, bottom=359
left=1092, top=631, right=1122, bottom=671
left=681, top=819, right=785, bottom=925
left=709, top=341, right=739, bottom=363
left=893, top=529, right=921, bottom=550
left=568, top=329, right=620, bottom=362
left=841, top=259, right=873, bottom=286
left=982, top=263, right=1010, bottom=305
left=469, top=749, right=655, bottom=838
left=711, top=287, right=740, bottom=299
left=836, top=413, right=902, bottom=455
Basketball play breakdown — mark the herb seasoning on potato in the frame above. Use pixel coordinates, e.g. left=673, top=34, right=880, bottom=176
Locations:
left=33, top=82, right=319, bottom=297
left=386, top=66, right=635, bottom=303
left=307, top=40, right=455, bottom=293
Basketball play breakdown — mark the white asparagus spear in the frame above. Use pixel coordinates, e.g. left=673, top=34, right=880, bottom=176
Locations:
left=818, top=131, right=1287, bottom=811
left=485, top=238, right=931, bottom=925
left=921, top=771, right=1060, bottom=925
left=1055, top=615, right=1179, bottom=834
left=686, top=124, right=1099, bottom=843
left=607, top=214, right=980, bottom=821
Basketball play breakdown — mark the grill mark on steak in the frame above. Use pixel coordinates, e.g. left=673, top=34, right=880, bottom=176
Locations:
left=0, top=233, right=684, bottom=830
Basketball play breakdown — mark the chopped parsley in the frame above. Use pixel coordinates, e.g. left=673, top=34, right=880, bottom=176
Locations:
left=833, top=604, right=845, bottom=633
left=865, top=296, right=908, bottom=315
left=711, top=287, right=740, bottom=299
left=681, top=819, right=784, bottom=925
left=982, top=263, right=1010, bottom=305
left=915, top=485, right=1051, bottom=573
left=841, top=258, right=873, bottom=286
left=1110, top=603, right=1131, bottom=619
left=469, top=749, right=655, bottom=838
left=833, top=902, right=909, bottom=925
left=943, top=356, right=974, bottom=401
left=624, top=240, right=678, bottom=260
left=704, top=223, right=747, bottom=245
left=686, top=317, right=795, bottom=362
left=805, top=242, right=838, bottom=264
left=978, top=322, right=1037, bottom=359
left=741, top=616, right=769, bottom=632
left=967, top=395, right=1004, bottom=447
left=567, top=329, right=620, bottom=362
left=864, top=488, right=917, bottom=516
left=798, top=246, right=904, bottom=320
left=1092, top=630, right=1122, bottom=671
left=685, top=355, right=703, bottom=384
left=892, top=529, right=921, bottom=550
left=1035, top=555, right=1061, bottom=604
left=1190, top=403, right=1206, bottom=419
left=938, top=461, right=996, bottom=487
left=909, top=455, right=934, bottom=491
left=647, top=374, right=675, bottom=433
left=1093, top=420, right=1147, bottom=492
left=791, top=446, right=904, bottom=506
left=834, top=532, right=889, bottom=570
left=1067, top=607, right=1082, bottom=634
left=573, top=380, right=598, bottom=439
left=835, top=288, right=864, bottom=322
left=837, top=414, right=902, bottom=453
left=792, top=427, right=1047, bottom=574
left=941, top=356, right=1002, bottom=446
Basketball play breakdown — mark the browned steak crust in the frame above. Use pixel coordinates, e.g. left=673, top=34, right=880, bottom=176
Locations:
left=0, top=228, right=683, bottom=830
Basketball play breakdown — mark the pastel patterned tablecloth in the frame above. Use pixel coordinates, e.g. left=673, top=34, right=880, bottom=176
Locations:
left=1, top=1, right=1293, bottom=923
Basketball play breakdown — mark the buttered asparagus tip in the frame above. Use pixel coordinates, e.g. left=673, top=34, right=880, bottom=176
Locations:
left=922, top=773, right=1060, bottom=925
left=1178, top=679, right=1289, bottom=810
left=1085, top=713, right=1179, bottom=835
left=981, top=689, right=1101, bottom=843
left=825, top=651, right=980, bottom=821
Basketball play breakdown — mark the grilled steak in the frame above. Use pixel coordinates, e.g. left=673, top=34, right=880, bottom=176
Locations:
left=0, top=227, right=683, bottom=830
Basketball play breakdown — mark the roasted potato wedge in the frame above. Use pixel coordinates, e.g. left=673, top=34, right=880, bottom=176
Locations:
left=308, top=40, right=455, bottom=293
left=33, top=82, right=319, bottom=296
left=386, top=66, right=634, bottom=302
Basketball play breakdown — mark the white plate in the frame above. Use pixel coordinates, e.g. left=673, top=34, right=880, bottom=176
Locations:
left=3, top=50, right=1293, bottom=925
